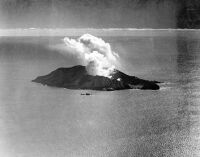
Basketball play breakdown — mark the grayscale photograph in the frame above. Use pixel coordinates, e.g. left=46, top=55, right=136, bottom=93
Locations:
left=0, top=0, right=200, bottom=156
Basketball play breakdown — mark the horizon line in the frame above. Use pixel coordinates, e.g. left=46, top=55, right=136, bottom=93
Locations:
left=1, top=28, right=200, bottom=37
left=0, top=28, right=200, bottom=30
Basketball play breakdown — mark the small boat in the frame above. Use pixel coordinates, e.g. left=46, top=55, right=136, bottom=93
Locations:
left=81, top=93, right=91, bottom=95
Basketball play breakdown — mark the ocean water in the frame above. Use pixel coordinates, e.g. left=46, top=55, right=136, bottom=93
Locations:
left=0, top=32, right=200, bottom=157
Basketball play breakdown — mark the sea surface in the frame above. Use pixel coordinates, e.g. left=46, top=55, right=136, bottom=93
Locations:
left=0, top=31, right=200, bottom=157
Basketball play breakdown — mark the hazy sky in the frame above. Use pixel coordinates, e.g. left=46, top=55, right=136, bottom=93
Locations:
left=0, top=0, right=178, bottom=28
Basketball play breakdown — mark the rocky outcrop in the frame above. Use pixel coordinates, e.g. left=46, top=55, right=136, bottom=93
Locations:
left=32, top=65, right=160, bottom=90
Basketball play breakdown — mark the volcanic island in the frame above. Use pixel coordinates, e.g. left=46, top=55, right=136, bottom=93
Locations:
left=32, top=65, right=160, bottom=91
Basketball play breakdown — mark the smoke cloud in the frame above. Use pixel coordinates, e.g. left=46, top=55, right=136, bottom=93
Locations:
left=63, top=34, right=119, bottom=78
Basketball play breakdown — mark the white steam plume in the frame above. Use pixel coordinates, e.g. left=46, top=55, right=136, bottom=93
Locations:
left=63, top=34, right=119, bottom=78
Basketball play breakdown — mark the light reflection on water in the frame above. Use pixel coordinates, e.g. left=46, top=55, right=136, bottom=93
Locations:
left=0, top=32, right=200, bottom=156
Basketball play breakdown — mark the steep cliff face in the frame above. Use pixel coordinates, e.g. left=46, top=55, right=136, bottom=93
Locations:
left=32, top=65, right=160, bottom=91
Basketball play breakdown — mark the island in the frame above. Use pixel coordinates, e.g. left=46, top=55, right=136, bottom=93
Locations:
left=32, top=65, right=160, bottom=91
